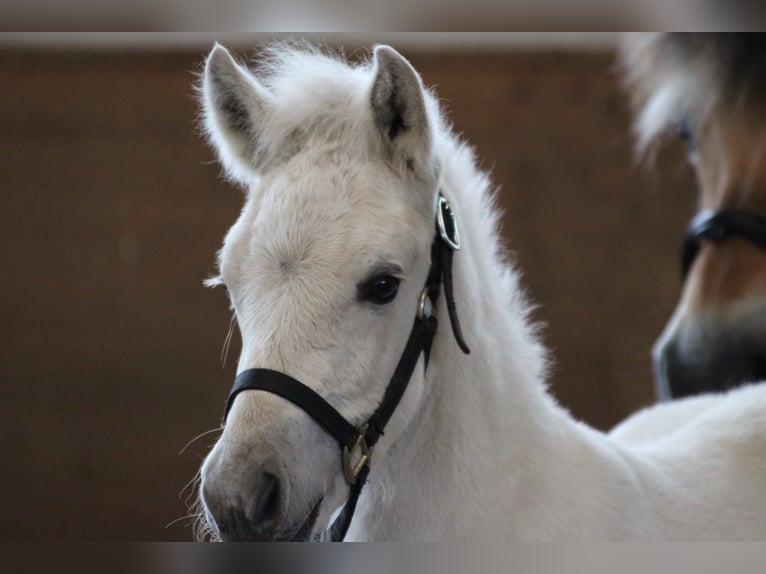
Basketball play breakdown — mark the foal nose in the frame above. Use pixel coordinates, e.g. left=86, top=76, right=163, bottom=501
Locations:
left=202, top=458, right=287, bottom=541
left=655, top=336, right=766, bottom=400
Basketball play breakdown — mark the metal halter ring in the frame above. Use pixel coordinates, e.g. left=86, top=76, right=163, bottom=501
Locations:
left=342, top=424, right=372, bottom=485
left=437, top=194, right=461, bottom=251
left=417, top=286, right=432, bottom=320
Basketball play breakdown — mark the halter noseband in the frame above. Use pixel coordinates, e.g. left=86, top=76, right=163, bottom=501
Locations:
left=681, top=209, right=766, bottom=280
left=222, top=192, right=470, bottom=542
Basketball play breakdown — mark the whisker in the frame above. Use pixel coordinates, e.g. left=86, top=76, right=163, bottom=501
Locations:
left=190, top=496, right=218, bottom=542
left=184, top=480, right=202, bottom=509
left=179, top=427, right=223, bottom=456
left=178, top=472, right=202, bottom=501
left=165, top=512, right=205, bottom=530
left=221, top=312, right=237, bottom=368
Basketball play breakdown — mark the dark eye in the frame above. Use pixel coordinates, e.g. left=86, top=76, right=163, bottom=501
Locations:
left=363, top=275, right=400, bottom=304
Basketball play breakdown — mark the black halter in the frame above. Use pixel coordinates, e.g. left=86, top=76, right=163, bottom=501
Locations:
left=681, top=209, right=766, bottom=280
left=222, top=192, right=470, bottom=542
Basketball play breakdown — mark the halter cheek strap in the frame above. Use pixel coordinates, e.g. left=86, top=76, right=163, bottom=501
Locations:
left=221, top=191, right=470, bottom=542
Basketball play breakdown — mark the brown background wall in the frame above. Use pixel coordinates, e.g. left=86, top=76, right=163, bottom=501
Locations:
left=0, top=46, right=694, bottom=540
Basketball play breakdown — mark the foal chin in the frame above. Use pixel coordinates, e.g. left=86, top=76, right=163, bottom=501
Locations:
left=199, top=393, right=347, bottom=541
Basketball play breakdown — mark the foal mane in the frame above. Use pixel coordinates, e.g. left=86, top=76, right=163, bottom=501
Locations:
left=620, top=33, right=766, bottom=155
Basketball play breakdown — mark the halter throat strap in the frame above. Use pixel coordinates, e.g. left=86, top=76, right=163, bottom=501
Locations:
left=682, top=209, right=766, bottom=279
left=221, top=192, right=469, bottom=542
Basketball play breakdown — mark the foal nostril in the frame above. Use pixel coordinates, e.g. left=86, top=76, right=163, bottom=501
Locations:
left=201, top=459, right=288, bottom=541
left=226, top=471, right=287, bottom=540
left=246, top=471, right=284, bottom=533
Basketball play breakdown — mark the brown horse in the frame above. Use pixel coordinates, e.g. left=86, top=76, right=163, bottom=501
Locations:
left=621, top=33, right=766, bottom=400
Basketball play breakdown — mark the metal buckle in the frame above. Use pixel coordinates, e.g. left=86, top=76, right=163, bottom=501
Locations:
left=437, top=194, right=461, bottom=251
left=417, top=286, right=432, bottom=319
left=342, top=424, right=372, bottom=485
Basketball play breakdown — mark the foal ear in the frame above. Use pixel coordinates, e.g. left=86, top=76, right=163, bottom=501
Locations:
left=370, top=46, right=433, bottom=176
left=202, top=43, right=272, bottom=183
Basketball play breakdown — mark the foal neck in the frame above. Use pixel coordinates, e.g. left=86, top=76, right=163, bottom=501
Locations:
left=349, top=140, right=561, bottom=540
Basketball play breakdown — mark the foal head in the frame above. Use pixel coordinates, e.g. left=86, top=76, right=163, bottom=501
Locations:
left=623, top=33, right=766, bottom=399
left=197, top=43, right=443, bottom=540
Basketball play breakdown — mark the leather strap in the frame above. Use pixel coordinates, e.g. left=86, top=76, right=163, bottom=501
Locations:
left=327, top=463, right=369, bottom=541
left=224, top=369, right=360, bottom=451
left=682, top=209, right=766, bottom=279
left=363, top=314, right=439, bottom=448
left=440, top=245, right=470, bottom=354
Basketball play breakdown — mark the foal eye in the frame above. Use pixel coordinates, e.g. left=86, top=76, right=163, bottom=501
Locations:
left=363, top=275, right=401, bottom=304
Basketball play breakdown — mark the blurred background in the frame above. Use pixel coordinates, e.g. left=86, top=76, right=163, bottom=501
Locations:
left=0, top=32, right=695, bottom=540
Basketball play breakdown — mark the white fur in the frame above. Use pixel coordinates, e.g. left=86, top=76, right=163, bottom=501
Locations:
left=198, top=43, right=766, bottom=541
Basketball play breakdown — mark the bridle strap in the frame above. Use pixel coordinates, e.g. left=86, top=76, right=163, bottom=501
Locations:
left=221, top=191, right=469, bottom=542
left=364, top=314, right=439, bottom=448
left=327, top=463, right=369, bottom=541
left=224, top=369, right=360, bottom=451
left=682, top=209, right=766, bottom=279
left=440, top=246, right=470, bottom=354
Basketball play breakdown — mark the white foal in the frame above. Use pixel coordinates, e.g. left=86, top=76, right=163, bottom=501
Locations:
left=196, top=42, right=766, bottom=541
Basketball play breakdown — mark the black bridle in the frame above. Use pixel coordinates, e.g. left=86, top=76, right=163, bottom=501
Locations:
left=681, top=209, right=766, bottom=280
left=221, top=192, right=471, bottom=542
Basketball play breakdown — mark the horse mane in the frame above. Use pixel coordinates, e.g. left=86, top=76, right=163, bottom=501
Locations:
left=620, top=33, right=766, bottom=155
